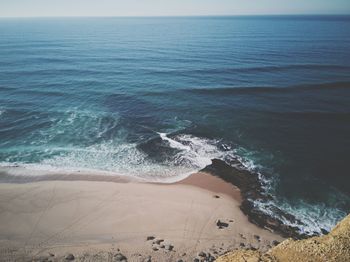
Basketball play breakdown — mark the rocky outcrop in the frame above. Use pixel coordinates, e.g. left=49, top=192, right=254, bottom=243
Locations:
left=215, top=214, right=350, bottom=262
left=201, top=159, right=307, bottom=239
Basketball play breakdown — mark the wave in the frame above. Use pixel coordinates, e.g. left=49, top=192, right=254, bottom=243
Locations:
left=1, top=127, right=252, bottom=190
left=0, top=142, right=192, bottom=183
left=0, top=132, right=233, bottom=183
left=157, top=133, right=228, bottom=169
left=147, top=64, right=350, bottom=76
left=0, top=68, right=124, bottom=77
left=254, top=193, right=349, bottom=235
left=0, top=86, right=17, bottom=92
left=0, top=106, right=230, bottom=182
left=181, top=81, right=350, bottom=95
left=140, top=81, right=350, bottom=98
left=270, top=111, right=350, bottom=120
left=4, top=63, right=346, bottom=78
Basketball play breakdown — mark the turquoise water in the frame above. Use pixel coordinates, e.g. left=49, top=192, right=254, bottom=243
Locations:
left=0, top=16, right=350, bottom=234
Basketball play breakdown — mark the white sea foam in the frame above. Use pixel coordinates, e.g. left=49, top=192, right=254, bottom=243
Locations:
left=0, top=162, right=122, bottom=178
left=253, top=197, right=347, bottom=235
left=28, top=133, right=229, bottom=182
left=158, top=133, right=226, bottom=169
left=0, top=139, right=195, bottom=183
left=0, top=132, right=231, bottom=183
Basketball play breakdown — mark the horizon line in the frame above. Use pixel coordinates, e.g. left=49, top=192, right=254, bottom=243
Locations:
left=0, top=13, right=350, bottom=19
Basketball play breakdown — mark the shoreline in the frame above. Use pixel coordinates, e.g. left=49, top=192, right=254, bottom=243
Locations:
left=0, top=159, right=320, bottom=239
left=0, top=168, right=283, bottom=261
left=0, top=159, right=315, bottom=239
left=176, top=172, right=242, bottom=202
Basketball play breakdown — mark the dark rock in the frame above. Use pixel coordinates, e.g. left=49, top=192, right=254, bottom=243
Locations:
left=229, top=219, right=234, bottom=222
left=177, top=260, right=184, bottom=262
left=198, top=251, right=206, bottom=257
left=114, top=253, right=127, bottom=262
left=201, top=159, right=309, bottom=239
left=147, top=236, right=155, bottom=241
left=164, top=244, right=174, bottom=251
left=152, top=247, right=158, bottom=251
left=321, top=228, right=329, bottom=235
left=208, top=255, right=215, bottom=262
left=206, top=253, right=215, bottom=260
left=272, top=240, right=280, bottom=246
left=201, top=159, right=259, bottom=193
left=216, top=220, right=229, bottom=229
left=160, top=245, right=165, bottom=249
left=48, top=253, right=54, bottom=257
left=254, top=235, right=261, bottom=241
left=65, top=254, right=75, bottom=261
left=155, top=239, right=164, bottom=245
left=239, top=242, right=245, bottom=247
left=143, top=256, right=152, bottom=262
left=193, top=259, right=200, bottom=262
left=213, top=195, right=220, bottom=198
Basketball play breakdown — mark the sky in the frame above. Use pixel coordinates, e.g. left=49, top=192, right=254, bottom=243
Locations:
left=0, top=0, right=350, bottom=17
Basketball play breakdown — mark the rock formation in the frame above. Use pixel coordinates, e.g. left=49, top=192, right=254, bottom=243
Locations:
left=216, top=214, right=350, bottom=262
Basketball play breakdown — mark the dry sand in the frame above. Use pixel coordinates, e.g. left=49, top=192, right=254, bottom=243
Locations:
left=0, top=172, right=283, bottom=261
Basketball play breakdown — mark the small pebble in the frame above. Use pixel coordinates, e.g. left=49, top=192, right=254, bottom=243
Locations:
left=155, top=239, right=164, bottom=244
left=114, top=253, right=127, bottom=262
left=165, top=244, right=174, bottom=251
left=65, top=253, right=75, bottom=261
left=143, top=256, right=152, bottom=262
left=216, top=220, right=229, bottom=229
left=272, top=240, right=280, bottom=246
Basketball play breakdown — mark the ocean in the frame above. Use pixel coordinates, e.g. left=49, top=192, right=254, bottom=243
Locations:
left=0, top=16, right=349, bottom=235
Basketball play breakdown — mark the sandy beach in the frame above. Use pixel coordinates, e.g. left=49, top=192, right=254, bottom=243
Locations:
left=0, top=172, right=283, bottom=261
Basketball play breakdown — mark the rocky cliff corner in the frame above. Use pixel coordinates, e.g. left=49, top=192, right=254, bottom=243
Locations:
left=216, top=214, right=350, bottom=262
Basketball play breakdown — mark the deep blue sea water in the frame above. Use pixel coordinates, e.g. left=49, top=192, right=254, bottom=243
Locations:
left=0, top=16, right=350, bottom=235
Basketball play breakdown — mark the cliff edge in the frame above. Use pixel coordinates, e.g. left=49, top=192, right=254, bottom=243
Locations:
left=216, top=214, right=350, bottom=262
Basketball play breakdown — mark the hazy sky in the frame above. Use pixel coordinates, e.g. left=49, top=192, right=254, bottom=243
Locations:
left=1, top=0, right=350, bottom=17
